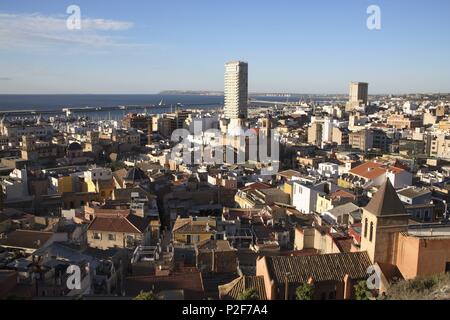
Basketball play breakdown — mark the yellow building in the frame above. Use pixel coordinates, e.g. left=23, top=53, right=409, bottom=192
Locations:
left=57, top=176, right=75, bottom=194
left=83, top=179, right=115, bottom=201
left=172, top=216, right=216, bottom=246
left=316, top=190, right=356, bottom=214
left=282, top=182, right=293, bottom=203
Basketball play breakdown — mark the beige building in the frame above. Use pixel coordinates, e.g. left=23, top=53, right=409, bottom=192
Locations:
left=346, top=82, right=368, bottom=111
left=307, top=122, right=323, bottom=147
left=87, top=213, right=151, bottom=250
left=430, top=135, right=450, bottom=160
left=349, top=82, right=368, bottom=105
left=348, top=129, right=372, bottom=151
left=332, top=127, right=349, bottom=146
left=387, top=114, right=422, bottom=129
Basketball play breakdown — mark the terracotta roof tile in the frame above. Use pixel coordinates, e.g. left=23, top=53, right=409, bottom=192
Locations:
left=88, top=214, right=149, bottom=234
left=263, top=251, right=372, bottom=284
left=125, top=272, right=204, bottom=299
left=349, top=162, right=405, bottom=180
left=219, top=276, right=267, bottom=300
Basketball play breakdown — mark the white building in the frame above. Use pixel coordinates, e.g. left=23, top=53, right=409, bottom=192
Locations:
left=84, top=167, right=113, bottom=182
left=292, top=181, right=338, bottom=214
left=318, top=162, right=339, bottom=178
left=224, top=61, right=248, bottom=120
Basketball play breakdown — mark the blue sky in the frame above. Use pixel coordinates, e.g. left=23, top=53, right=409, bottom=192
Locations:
left=0, top=0, right=449, bottom=94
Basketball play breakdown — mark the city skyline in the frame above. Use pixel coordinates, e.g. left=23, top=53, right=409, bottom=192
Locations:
left=1, top=0, right=450, bottom=94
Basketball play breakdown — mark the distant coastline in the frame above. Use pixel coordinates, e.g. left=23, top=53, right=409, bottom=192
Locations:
left=159, top=90, right=223, bottom=96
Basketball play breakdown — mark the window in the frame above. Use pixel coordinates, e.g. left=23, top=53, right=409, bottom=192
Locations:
left=364, top=218, right=368, bottom=238
left=369, top=222, right=374, bottom=242
left=446, top=262, right=450, bottom=273
left=93, top=232, right=101, bottom=240
left=108, top=234, right=116, bottom=241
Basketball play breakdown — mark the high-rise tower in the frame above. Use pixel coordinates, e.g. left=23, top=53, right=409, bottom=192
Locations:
left=224, top=61, right=248, bottom=120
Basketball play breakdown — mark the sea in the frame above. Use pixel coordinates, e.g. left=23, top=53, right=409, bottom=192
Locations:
left=0, top=94, right=344, bottom=120
left=0, top=94, right=226, bottom=120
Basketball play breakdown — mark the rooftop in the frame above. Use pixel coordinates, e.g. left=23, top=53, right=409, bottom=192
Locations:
left=0, top=230, right=54, bottom=250
left=365, top=179, right=407, bottom=216
left=262, top=251, right=372, bottom=284
left=349, top=161, right=405, bottom=180
left=397, top=187, right=432, bottom=199
left=218, top=276, right=267, bottom=300
left=88, top=214, right=150, bottom=234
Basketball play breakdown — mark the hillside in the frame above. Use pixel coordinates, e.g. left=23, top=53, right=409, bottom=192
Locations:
left=387, top=273, right=450, bottom=300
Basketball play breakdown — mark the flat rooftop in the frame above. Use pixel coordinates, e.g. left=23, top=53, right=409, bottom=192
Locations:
left=407, top=225, right=450, bottom=238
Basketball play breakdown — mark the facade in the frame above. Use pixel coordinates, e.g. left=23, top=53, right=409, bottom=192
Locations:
left=349, top=129, right=373, bottom=151
left=123, top=113, right=152, bottom=130
left=292, top=181, right=338, bottom=214
left=307, top=122, right=323, bottom=147
left=332, top=127, right=349, bottom=146
left=387, top=114, right=422, bottom=130
left=87, top=214, right=151, bottom=250
left=195, top=239, right=237, bottom=274
left=346, top=82, right=368, bottom=111
left=360, top=179, right=410, bottom=265
left=395, top=227, right=450, bottom=279
left=172, top=216, right=217, bottom=246
left=0, top=119, right=53, bottom=146
left=430, top=135, right=450, bottom=160
left=224, top=61, right=248, bottom=120
left=349, top=82, right=368, bottom=105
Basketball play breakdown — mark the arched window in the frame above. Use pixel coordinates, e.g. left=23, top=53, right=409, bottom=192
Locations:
left=369, top=222, right=374, bottom=242
left=364, top=218, right=368, bottom=238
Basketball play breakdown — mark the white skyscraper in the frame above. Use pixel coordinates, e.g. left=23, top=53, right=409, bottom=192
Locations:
left=224, top=61, right=248, bottom=120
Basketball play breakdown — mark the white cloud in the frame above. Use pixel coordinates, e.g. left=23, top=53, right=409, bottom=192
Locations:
left=0, top=12, right=137, bottom=50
